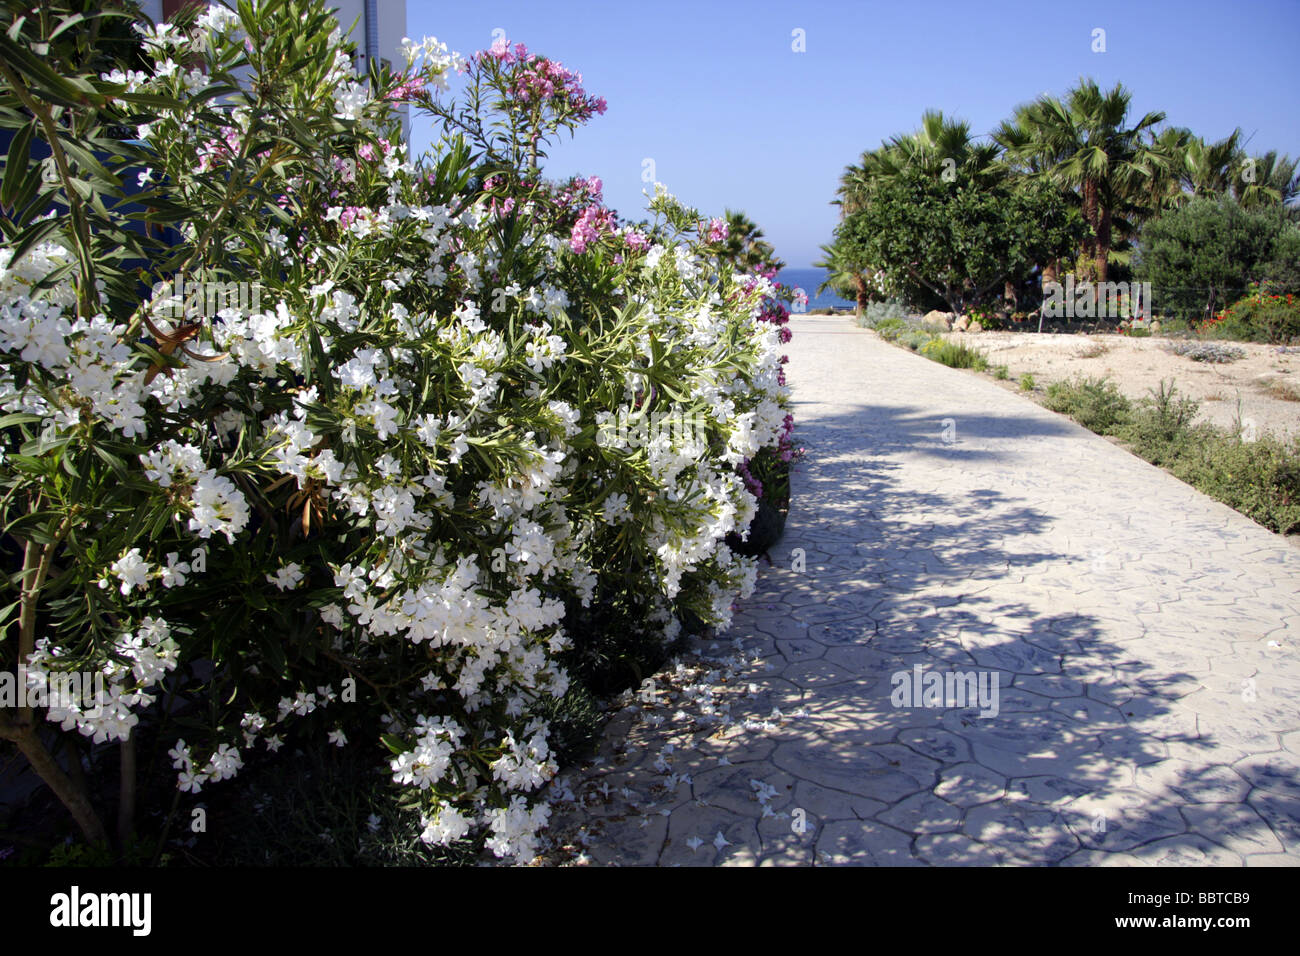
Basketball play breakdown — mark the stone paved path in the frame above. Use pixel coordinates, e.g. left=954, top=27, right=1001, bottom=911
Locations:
left=539, top=315, right=1300, bottom=866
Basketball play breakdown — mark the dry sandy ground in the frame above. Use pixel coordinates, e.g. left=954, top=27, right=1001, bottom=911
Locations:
left=943, top=330, right=1300, bottom=441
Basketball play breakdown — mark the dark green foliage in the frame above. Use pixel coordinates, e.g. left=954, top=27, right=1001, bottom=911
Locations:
left=835, top=166, right=1083, bottom=316
left=200, top=744, right=481, bottom=866
left=1134, top=197, right=1298, bottom=321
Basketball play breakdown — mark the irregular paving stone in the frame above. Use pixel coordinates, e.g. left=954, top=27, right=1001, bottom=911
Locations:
left=935, top=763, right=1008, bottom=808
left=877, top=791, right=964, bottom=834
left=529, top=318, right=1300, bottom=866
left=1180, top=802, right=1284, bottom=855
left=815, top=819, right=920, bottom=866
left=791, top=779, right=888, bottom=823
left=1059, top=790, right=1188, bottom=852
left=1127, top=833, right=1244, bottom=866
left=964, top=802, right=1080, bottom=863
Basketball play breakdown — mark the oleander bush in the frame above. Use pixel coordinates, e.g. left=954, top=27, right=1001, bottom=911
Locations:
left=0, top=0, right=794, bottom=862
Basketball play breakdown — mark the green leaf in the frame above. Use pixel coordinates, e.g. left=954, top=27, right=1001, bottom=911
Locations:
left=0, top=412, right=42, bottom=429
left=2, top=120, right=34, bottom=207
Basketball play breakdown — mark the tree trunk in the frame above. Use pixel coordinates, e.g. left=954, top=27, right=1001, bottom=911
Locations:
left=853, top=274, right=868, bottom=317
left=1095, top=203, right=1112, bottom=285
left=118, top=736, right=137, bottom=850
left=1081, top=178, right=1100, bottom=280
left=0, top=717, right=108, bottom=845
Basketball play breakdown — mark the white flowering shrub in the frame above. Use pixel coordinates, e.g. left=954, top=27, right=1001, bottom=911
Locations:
left=0, top=0, right=788, bottom=862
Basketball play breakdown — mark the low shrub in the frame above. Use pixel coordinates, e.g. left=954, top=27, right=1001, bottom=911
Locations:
left=1120, top=381, right=1201, bottom=463
left=872, top=317, right=909, bottom=338
left=1199, top=288, right=1300, bottom=344
left=897, top=329, right=937, bottom=351
left=1019, top=373, right=1036, bottom=391
left=993, top=365, right=1010, bottom=380
left=1265, top=379, right=1300, bottom=402
left=1166, top=428, right=1300, bottom=535
left=920, top=338, right=988, bottom=370
left=1042, top=377, right=1132, bottom=435
left=856, top=299, right=909, bottom=328
left=1165, top=342, right=1246, bottom=363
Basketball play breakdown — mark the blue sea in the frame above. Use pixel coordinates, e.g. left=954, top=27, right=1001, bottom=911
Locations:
left=776, top=268, right=856, bottom=311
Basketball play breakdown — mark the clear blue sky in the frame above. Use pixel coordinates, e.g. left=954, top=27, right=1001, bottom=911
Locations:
left=405, top=0, right=1300, bottom=267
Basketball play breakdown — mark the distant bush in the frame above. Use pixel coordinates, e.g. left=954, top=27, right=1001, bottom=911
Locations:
left=1165, top=341, right=1246, bottom=363
left=1019, top=373, right=1037, bottom=391
left=921, top=338, right=988, bottom=370
left=856, top=298, right=910, bottom=328
left=1134, top=197, right=1298, bottom=322
left=872, top=317, right=910, bottom=337
left=1042, top=377, right=1132, bottom=434
left=898, top=329, right=938, bottom=351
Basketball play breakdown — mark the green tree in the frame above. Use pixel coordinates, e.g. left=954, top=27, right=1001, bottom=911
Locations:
left=715, top=208, right=783, bottom=273
left=998, top=78, right=1167, bottom=283
left=1134, top=195, right=1297, bottom=320
left=835, top=165, right=1082, bottom=317
left=837, top=110, right=1002, bottom=217
left=1235, top=150, right=1300, bottom=211
left=812, top=240, right=884, bottom=315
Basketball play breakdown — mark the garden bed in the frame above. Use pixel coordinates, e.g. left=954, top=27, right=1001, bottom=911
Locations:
left=946, top=330, right=1300, bottom=440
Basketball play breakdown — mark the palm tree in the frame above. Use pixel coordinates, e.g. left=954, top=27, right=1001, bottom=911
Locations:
left=836, top=111, right=1003, bottom=218
left=813, top=241, right=872, bottom=315
left=1234, top=150, right=1300, bottom=210
left=999, top=78, right=1167, bottom=283
left=886, top=110, right=1004, bottom=186
left=717, top=208, right=783, bottom=273
left=1140, top=126, right=1194, bottom=212
left=1181, top=130, right=1244, bottom=197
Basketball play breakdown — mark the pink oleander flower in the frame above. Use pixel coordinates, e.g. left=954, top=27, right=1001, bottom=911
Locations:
left=387, top=73, right=426, bottom=102
left=570, top=205, right=613, bottom=254
left=624, top=230, right=650, bottom=252
left=707, top=218, right=729, bottom=243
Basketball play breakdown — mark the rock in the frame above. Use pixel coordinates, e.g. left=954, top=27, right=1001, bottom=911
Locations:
left=922, top=309, right=952, bottom=331
left=1150, top=320, right=1161, bottom=333
left=968, top=321, right=983, bottom=333
left=953, top=315, right=970, bottom=332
